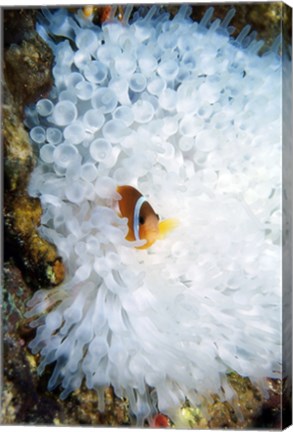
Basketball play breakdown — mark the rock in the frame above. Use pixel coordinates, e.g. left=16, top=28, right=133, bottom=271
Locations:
left=4, top=9, right=53, bottom=108
left=3, top=9, right=64, bottom=288
left=1, top=262, right=61, bottom=424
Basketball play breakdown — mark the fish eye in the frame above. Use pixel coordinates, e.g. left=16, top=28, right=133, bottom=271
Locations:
left=139, top=216, right=145, bottom=225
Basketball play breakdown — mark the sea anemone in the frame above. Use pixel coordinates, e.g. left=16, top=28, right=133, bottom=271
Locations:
left=25, top=4, right=284, bottom=425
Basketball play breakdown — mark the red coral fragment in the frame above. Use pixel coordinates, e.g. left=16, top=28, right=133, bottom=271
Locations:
left=100, top=6, right=112, bottom=23
left=149, top=413, right=170, bottom=428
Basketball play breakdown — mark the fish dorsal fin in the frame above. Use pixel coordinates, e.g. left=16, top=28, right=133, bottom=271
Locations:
left=133, top=196, right=147, bottom=241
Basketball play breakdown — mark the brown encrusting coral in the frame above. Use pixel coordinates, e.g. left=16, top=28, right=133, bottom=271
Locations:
left=3, top=8, right=53, bottom=108
left=3, top=9, right=65, bottom=288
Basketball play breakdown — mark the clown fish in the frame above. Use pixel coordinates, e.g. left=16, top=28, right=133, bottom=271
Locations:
left=117, top=185, right=178, bottom=250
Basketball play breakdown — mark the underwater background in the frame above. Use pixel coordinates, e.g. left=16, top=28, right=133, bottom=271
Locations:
left=2, top=2, right=292, bottom=428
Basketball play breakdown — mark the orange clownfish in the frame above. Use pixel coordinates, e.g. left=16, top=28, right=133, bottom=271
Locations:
left=117, top=185, right=179, bottom=250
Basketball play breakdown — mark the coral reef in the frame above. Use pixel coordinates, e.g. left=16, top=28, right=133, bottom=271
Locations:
left=1, top=259, right=285, bottom=426
left=3, top=9, right=53, bottom=108
left=1, top=261, right=130, bottom=425
left=2, top=4, right=291, bottom=428
left=3, top=9, right=64, bottom=288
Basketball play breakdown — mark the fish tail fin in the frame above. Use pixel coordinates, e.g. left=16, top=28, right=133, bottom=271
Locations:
left=158, top=218, right=180, bottom=239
